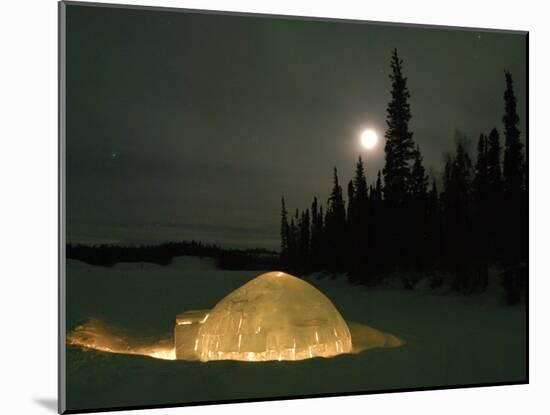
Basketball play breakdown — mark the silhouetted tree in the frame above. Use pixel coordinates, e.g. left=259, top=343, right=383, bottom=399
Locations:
left=383, top=49, right=415, bottom=206
left=442, top=134, right=474, bottom=292
left=280, top=197, right=290, bottom=266
left=325, top=167, right=347, bottom=271
left=486, top=128, right=503, bottom=258
left=353, top=156, right=369, bottom=208
left=473, top=134, right=489, bottom=291
left=383, top=49, right=416, bottom=269
left=410, top=144, right=429, bottom=198
left=474, top=134, right=488, bottom=200
left=369, top=169, right=385, bottom=276
left=501, top=71, right=527, bottom=304
left=408, top=144, right=429, bottom=273
left=347, top=180, right=356, bottom=224
left=426, top=178, right=442, bottom=282
left=503, top=72, right=525, bottom=199
left=374, top=170, right=383, bottom=202
left=310, top=197, right=324, bottom=270
left=347, top=157, right=370, bottom=282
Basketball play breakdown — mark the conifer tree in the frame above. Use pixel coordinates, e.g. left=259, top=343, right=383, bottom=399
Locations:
left=318, top=204, right=325, bottom=268
left=294, top=208, right=300, bottom=254
left=486, top=128, right=503, bottom=258
left=288, top=216, right=297, bottom=268
left=487, top=128, right=502, bottom=196
left=327, top=167, right=346, bottom=226
left=374, top=170, right=383, bottom=202
left=425, top=178, right=442, bottom=282
left=501, top=71, right=526, bottom=303
left=443, top=136, right=474, bottom=292
left=410, top=144, right=429, bottom=199
left=473, top=134, right=488, bottom=205
left=503, top=72, right=525, bottom=198
left=383, top=49, right=415, bottom=206
left=325, top=167, right=347, bottom=271
left=346, top=157, right=370, bottom=280
left=408, top=144, right=429, bottom=272
left=310, top=197, right=324, bottom=270
left=353, top=156, right=369, bottom=208
left=473, top=133, right=489, bottom=291
left=347, top=180, right=356, bottom=224
left=382, top=49, right=416, bottom=270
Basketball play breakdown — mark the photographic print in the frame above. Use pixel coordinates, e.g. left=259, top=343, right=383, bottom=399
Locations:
left=59, top=1, right=528, bottom=413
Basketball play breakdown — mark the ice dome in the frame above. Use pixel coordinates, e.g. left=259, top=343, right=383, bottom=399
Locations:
left=195, top=271, right=352, bottom=362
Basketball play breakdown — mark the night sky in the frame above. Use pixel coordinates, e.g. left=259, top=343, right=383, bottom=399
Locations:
left=65, top=4, right=527, bottom=250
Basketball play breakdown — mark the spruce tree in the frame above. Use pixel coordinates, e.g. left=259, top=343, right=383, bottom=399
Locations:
left=353, top=156, right=369, bottom=208
left=487, top=128, right=502, bottom=196
left=375, top=170, right=383, bottom=202
left=327, top=167, right=346, bottom=226
left=503, top=72, right=525, bottom=198
left=347, top=180, right=356, bottom=224
left=473, top=134, right=488, bottom=205
left=383, top=48, right=415, bottom=206
left=310, top=197, right=323, bottom=270
left=473, top=133, right=489, bottom=292
left=382, top=49, right=416, bottom=271
left=347, top=157, right=370, bottom=281
left=318, top=204, right=325, bottom=268
left=325, top=167, right=347, bottom=271
left=410, top=144, right=429, bottom=199
left=367, top=169, right=384, bottom=273
left=288, top=216, right=297, bottom=269
left=442, top=135, right=474, bottom=292
left=408, top=144, right=429, bottom=272
left=501, top=71, right=526, bottom=303
left=486, top=128, right=503, bottom=258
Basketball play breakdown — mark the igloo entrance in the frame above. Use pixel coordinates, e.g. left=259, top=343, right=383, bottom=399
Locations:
left=176, top=271, right=352, bottom=362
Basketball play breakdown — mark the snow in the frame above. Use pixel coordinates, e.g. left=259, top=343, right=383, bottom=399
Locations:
left=65, top=257, right=526, bottom=412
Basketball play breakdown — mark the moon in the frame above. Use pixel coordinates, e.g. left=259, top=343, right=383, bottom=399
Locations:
left=360, top=129, right=379, bottom=150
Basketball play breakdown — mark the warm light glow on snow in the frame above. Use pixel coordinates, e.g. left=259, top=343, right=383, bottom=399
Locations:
left=147, top=348, right=177, bottom=360
left=67, top=319, right=176, bottom=360
left=360, top=129, right=378, bottom=150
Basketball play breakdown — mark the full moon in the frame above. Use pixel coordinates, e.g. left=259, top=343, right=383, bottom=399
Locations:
left=360, top=129, right=378, bottom=150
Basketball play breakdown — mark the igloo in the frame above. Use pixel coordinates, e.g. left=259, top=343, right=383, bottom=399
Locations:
left=191, top=271, right=352, bottom=362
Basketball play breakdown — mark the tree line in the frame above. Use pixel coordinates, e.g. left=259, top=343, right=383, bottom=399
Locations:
left=67, top=241, right=279, bottom=270
left=280, top=49, right=527, bottom=304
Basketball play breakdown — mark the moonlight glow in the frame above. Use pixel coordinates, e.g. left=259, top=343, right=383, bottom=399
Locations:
left=360, top=129, right=379, bottom=150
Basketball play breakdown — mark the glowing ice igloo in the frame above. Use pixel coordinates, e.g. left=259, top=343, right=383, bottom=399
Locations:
left=193, top=271, right=352, bottom=362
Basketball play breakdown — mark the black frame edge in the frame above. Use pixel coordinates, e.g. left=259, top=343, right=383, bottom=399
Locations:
left=58, top=1, right=67, bottom=414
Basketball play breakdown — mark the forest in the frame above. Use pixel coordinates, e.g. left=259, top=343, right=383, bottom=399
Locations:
left=279, top=49, right=527, bottom=304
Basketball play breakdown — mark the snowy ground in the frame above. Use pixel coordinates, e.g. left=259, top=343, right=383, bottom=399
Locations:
left=65, top=257, right=526, bottom=412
